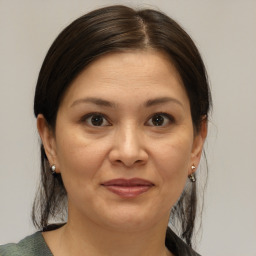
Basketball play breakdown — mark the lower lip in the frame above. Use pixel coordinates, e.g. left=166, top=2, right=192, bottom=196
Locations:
left=103, top=185, right=152, bottom=198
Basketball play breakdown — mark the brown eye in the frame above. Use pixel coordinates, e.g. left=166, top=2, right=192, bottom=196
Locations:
left=151, top=115, right=165, bottom=126
left=146, top=113, right=173, bottom=127
left=85, top=114, right=110, bottom=127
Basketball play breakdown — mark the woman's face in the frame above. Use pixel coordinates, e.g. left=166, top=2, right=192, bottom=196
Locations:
left=39, top=50, right=206, bottom=232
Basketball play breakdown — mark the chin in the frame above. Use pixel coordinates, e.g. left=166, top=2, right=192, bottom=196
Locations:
left=94, top=204, right=168, bottom=232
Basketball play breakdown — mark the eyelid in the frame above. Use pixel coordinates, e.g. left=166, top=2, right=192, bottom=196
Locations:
left=80, top=112, right=111, bottom=126
left=146, top=112, right=175, bottom=126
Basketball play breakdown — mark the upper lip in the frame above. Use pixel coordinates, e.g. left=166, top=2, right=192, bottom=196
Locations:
left=101, top=178, right=154, bottom=187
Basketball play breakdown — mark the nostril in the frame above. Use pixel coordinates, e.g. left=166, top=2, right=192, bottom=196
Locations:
left=109, top=146, right=148, bottom=167
left=113, top=158, right=145, bottom=167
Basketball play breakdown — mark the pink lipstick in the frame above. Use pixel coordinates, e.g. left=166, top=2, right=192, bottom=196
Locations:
left=101, top=178, right=154, bottom=198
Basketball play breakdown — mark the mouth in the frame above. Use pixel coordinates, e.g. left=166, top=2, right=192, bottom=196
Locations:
left=101, top=178, right=154, bottom=198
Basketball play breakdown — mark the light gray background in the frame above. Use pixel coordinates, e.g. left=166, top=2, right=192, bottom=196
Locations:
left=0, top=1, right=255, bottom=255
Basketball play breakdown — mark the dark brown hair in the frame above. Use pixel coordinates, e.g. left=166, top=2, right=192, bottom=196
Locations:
left=33, top=5, right=211, bottom=250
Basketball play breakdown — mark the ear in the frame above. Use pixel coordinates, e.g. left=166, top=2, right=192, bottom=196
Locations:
left=37, top=114, right=59, bottom=172
left=189, top=117, right=208, bottom=175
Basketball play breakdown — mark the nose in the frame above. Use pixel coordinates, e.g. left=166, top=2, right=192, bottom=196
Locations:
left=108, top=125, right=148, bottom=167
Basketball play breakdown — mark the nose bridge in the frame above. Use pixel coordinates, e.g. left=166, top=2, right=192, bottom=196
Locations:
left=110, top=122, right=148, bottom=166
left=121, top=123, right=140, bottom=152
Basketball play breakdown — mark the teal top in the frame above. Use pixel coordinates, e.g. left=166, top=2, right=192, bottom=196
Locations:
left=0, top=228, right=200, bottom=256
left=0, top=232, right=52, bottom=256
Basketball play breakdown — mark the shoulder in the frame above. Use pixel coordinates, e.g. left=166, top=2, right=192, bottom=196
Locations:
left=0, top=232, right=52, bottom=256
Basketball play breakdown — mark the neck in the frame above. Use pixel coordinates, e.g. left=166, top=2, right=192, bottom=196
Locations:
left=48, top=214, right=172, bottom=256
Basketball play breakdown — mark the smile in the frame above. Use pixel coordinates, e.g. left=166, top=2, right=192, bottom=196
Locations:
left=101, top=178, right=154, bottom=198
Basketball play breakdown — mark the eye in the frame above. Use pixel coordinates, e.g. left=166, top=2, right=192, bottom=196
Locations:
left=146, top=113, right=174, bottom=127
left=83, top=113, right=110, bottom=127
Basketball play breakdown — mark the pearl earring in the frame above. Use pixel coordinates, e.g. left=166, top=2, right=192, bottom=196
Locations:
left=188, top=165, right=196, bottom=182
left=50, top=164, right=56, bottom=175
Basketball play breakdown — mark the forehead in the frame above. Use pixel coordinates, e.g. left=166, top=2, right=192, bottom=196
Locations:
left=60, top=50, right=189, bottom=108
left=83, top=50, right=182, bottom=84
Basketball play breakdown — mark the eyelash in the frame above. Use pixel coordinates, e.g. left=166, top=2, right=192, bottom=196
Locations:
left=80, top=112, right=175, bottom=127
left=146, top=112, right=175, bottom=127
left=80, top=112, right=111, bottom=126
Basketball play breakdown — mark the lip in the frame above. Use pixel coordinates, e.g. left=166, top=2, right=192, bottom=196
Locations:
left=101, top=178, right=154, bottom=198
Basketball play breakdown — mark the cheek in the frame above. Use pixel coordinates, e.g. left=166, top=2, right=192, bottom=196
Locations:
left=55, top=129, right=110, bottom=187
left=152, top=133, right=193, bottom=195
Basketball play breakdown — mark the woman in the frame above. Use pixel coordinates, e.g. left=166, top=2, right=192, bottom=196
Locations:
left=0, top=5, right=211, bottom=256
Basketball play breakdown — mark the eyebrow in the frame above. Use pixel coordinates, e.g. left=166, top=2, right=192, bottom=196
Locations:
left=70, top=96, right=183, bottom=108
left=144, top=97, right=184, bottom=108
left=71, top=97, right=116, bottom=108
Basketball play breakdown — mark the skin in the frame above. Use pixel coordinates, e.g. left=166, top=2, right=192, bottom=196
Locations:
left=37, top=50, right=207, bottom=256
